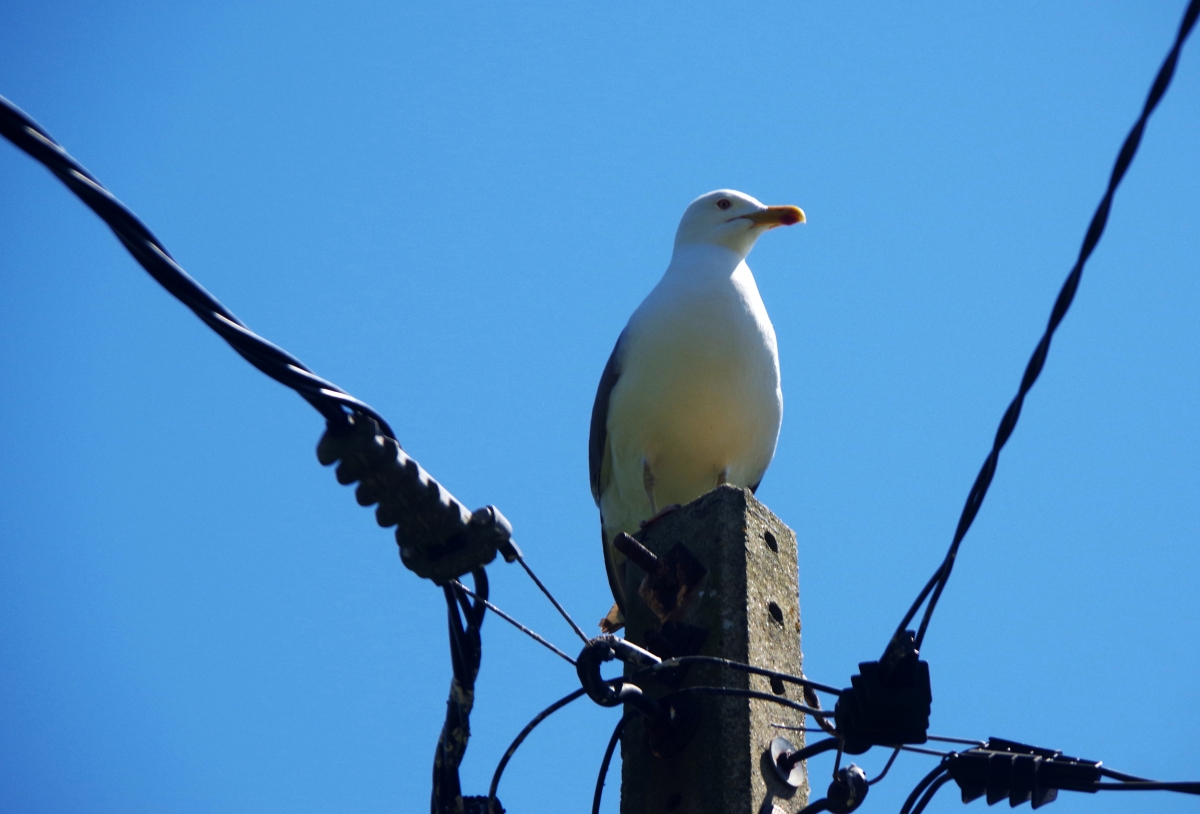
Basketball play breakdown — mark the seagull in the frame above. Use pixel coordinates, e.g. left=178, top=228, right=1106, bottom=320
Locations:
left=589, top=189, right=805, bottom=631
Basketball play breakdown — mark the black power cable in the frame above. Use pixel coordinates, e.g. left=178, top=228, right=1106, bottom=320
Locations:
left=908, top=773, right=954, bottom=814
left=0, top=94, right=593, bottom=814
left=895, top=0, right=1200, bottom=650
left=628, top=655, right=842, bottom=697
left=896, top=738, right=1200, bottom=812
left=663, top=685, right=831, bottom=719
left=1, top=95, right=528, bottom=587
left=433, top=570, right=488, bottom=814
left=591, top=715, right=628, bottom=814
left=0, top=96, right=392, bottom=437
left=486, top=688, right=588, bottom=813
left=6, top=1, right=1199, bottom=809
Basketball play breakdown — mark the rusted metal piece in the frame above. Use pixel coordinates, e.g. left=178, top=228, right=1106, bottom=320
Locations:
left=614, top=533, right=708, bottom=625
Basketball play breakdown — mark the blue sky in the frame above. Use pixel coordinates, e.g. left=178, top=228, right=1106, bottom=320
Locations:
left=1, top=2, right=1197, bottom=812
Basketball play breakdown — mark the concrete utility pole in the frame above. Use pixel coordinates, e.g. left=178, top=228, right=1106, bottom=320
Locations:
left=620, top=485, right=808, bottom=814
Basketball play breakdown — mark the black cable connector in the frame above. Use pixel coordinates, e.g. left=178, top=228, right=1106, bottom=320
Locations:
left=576, top=635, right=662, bottom=720
left=834, top=631, right=931, bottom=755
left=797, top=764, right=869, bottom=814
left=944, top=738, right=1100, bottom=809
left=900, top=736, right=1200, bottom=812
left=317, top=414, right=519, bottom=582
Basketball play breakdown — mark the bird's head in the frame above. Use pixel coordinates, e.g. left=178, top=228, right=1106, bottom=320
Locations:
left=673, top=189, right=805, bottom=258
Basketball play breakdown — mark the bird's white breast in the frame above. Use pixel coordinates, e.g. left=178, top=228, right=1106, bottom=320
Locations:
left=601, top=245, right=782, bottom=533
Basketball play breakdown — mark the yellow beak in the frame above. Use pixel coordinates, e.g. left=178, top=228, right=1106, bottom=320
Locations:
left=743, top=205, right=806, bottom=228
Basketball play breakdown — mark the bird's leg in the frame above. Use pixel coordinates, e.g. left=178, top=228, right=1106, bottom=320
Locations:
left=716, top=467, right=729, bottom=487
left=639, top=458, right=681, bottom=529
left=642, top=458, right=658, bottom=516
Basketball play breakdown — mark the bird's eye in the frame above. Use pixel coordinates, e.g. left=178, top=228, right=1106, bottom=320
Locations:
left=717, top=199, right=732, bottom=210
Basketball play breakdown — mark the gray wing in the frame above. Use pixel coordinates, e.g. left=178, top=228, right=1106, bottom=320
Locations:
left=591, top=331, right=629, bottom=616
left=589, top=331, right=625, bottom=507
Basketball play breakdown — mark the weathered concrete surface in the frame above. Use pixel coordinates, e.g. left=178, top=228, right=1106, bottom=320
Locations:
left=621, top=485, right=807, bottom=814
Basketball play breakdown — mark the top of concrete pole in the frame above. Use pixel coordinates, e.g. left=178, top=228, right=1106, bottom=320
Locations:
left=620, top=485, right=810, bottom=814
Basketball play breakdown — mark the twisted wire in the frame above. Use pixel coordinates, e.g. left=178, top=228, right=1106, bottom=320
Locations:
left=433, top=570, right=488, bottom=814
left=0, top=95, right=393, bottom=437
left=897, top=0, right=1200, bottom=648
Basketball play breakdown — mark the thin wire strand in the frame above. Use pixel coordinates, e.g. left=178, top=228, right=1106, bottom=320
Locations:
left=516, top=555, right=590, bottom=645
left=632, top=655, right=842, bottom=696
left=487, top=688, right=588, bottom=812
left=895, top=0, right=1200, bottom=649
left=1100, top=766, right=1152, bottom=782
left=868, top=748, right=901, bottom=786
left=1096, top=781, right=1200, bottom=794
left=591, top=715, right=628, bottom=814
left=927, top=735, right=986, bottom=746
left=895, top=744, right=951, bottom=757
left=663, top=686, right=832, bottom=717
left=450, top=580, right=576, bottom=666
left=770, top=724, right=831, bottom=733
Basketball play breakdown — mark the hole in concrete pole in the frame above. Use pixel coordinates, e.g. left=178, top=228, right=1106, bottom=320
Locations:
left=770, top=675, right=786, bottom=695
left=764, top=530, right=778, bottom=552
left=666, top=791, right=682, bottom=810
left=768, top=601, right=784, bottom=624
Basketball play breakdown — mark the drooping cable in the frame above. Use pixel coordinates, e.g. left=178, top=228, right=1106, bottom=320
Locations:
left=899, top=764, right=949, bottom=814
left=867, top=748, right=900, bottom=786
left=486, top=688, right=588, bottom=813
left=591, top=715, right=628, bottom=814
left=908, top=773, right=954, bottom=814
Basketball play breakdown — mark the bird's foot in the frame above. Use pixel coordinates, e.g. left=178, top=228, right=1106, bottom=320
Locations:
left=639, top=504, right=682, bottom=530
left=599, top=603, right=625, bottom=633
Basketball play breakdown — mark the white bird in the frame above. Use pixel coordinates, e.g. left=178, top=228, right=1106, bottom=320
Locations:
left=589, top=189, right=804, bottom=630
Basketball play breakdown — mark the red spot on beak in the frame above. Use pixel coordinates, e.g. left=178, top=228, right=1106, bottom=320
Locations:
left=745, top=205, right=806, bottom=228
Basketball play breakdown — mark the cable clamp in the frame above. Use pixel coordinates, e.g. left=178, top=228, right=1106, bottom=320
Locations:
left=944, top=738, right=1101, bottom=808
left=798, top=765, right=869, bottom=814
left=317, top=413, right=518, bottom=582
left=834, top=630, right=931, bottom=754
left=576, top=635, right=661, bottom=719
